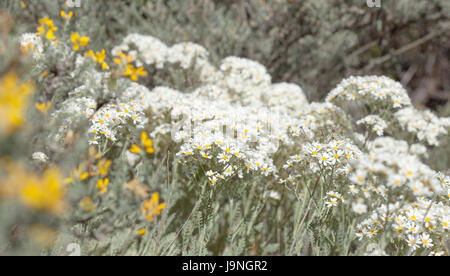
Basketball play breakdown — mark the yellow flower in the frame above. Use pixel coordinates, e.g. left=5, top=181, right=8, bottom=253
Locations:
left=19, top=167, right=67, bottom=215
left=64, top=165, right=89, bottom=184
left=79, top=197, right=96, bottom=212
left=60, top=10, right=73, bottom=20
left=137, top=228, right=146, bottom=236
left=35, top=101, right=51, bottom=113
left=113, top=50, right=135, bottom=66
left=141, top=192, right=166, bottom=221
left=84, top=49, right=109, bottom=70
left=37, top=17, right=57, bottom=41
left=124, top=64, right=147, bottom=81
left=70, top=32, right=89, bottom=51
left=0, top=72, right=34, bottom=135
left=96, top=178, right=109, bottom=194
left=129, top=132, right=155, bottom=154
left=97, top=159, right=111, bottom=176
left=130, top=144, right=141, bottom=154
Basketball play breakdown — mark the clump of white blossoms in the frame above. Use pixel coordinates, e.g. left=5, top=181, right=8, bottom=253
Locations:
left=261, top=83, right=309, bottom=116
left=167, top=42, right=210, bottom=69
left=357, top=115, right=388, bottom=136
left=349, top=137, right=443, bottom=199
left=49, top=97, right=97, bottom=144
left=395, top=107, right=450, bottom=146
left=217, top=56, right=272, bottom=104
left=20, top=33, right=43, bottom=59
left=326, top=75, right=411, bottom=108
left=32, top=28, right=448, bottom=255
left=32, top=152, right=49, bottom=163
left=112, top=33, right=169, bottom=68
left=88, top=101, right=146, bottom=145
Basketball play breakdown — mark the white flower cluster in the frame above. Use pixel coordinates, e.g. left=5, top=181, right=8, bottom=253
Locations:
left=112, top=33, right=168, bottom=68
left=326, top=75, right=411, bottom=108
left=261, top=83, right=309, bottom=116
left=395, top=107, right=450, bottom=146
left=88, top=101, right=146, bottom=144
left=217, top=56, right=271, bottom=103
left=120, top=83, right=306, bottom=183
left=357, top=115, right=387, bottom=136
left=20, top=33, right=43, bottom=59
left=356, top=198, right=449, bottom=255
left=32, top=152, right=49, bottom=163
left=393, top=198, right=449, bottom=254
left=349, top=137, right=443, bottom=199
left=324, top=191, right=345, bottom=208
left=167, top=42, right=209, bottom=69
left=49, top=97, right=97, bottom=143
left=283, top=137, right=361, bottom=177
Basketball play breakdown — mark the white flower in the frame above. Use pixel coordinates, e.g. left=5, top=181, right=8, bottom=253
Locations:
left=419, top=233, right=433, bottom=248
left=32, top=152, right=49, bottom=163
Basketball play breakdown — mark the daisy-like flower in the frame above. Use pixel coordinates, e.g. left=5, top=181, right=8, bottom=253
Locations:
left=406, top=235, right=419, bottom=251
left=217, top=152, right=230, bottom=164
left=419, top=233, right=433, bottom=248
left=223, top=165, right=234, bottom=176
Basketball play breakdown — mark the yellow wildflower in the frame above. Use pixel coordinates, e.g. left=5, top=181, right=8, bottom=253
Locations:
left=60, top=10, right=73, bottom=20
left=70, top=32, right=89, bottom=51
left=19, top=167, right=67, bottom=215
left=0, top=72, right=34, bottom=135
left=84, top=49, right=109, bottom=70
left=96, top=178, right=109, bottom=194
left=137, top=228, right=146, bottom=236
left=79, top=197, right=96, bottom=212
left=130, top=144, right=141, bottom=154
left=37, top=17, right=57, bottom=41
left=97, top=159, right=111, bottom=176
left=64, top=164, right=89, bottom=184
left=124, top=64, right=147, bottom=81
left=35, top=101, right=51, bottom=113
left=141, top=192, right=166, bottom=221
left=113, top=50, right=135, bottom=66
left=129, top=132, right=155, bottom=154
